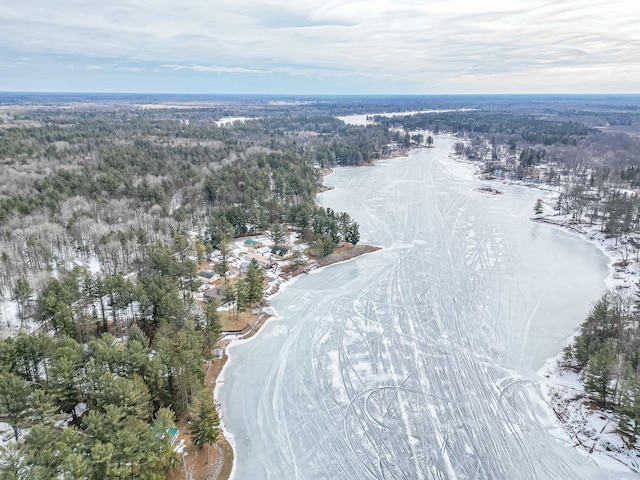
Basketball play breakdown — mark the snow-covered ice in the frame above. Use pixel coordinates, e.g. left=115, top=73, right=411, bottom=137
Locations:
left=217, top=138, right=628, bottom=479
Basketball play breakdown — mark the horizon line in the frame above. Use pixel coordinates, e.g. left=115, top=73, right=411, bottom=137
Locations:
left=1, top=91, right=640, bottom=97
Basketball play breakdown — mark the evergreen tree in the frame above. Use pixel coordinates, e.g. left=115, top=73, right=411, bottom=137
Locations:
left=584, top=342, right=617, bottom=404
left=11, top=275, right=32, bottom=330
left=39, top=278, right=77, bottom=338
left=270, top=223, right=285, bottom=246
left=92, top=372, right=152, bottom=420
left=188, top=389, right=220, bottom=464
left=619, top=366, right=640, bottom=440
left=221, top=283, right=236, bottom=322
left=534, top=199, right=544, bottom=216
left=153, top=407, right=179, bottom=471
left=235, top=279, right=248, bottom=320
left=0, top=372, right=30, bottom=440
left=202, top=302, right=222, bottom=359
left=245, top=259, right=264, bottom=306
left=344, top=221, right=360, bottom=245
left=214, top=240, right=231, bottom=283
left=13, top=332, right=49, bottom=382
left=47, top=337, right=84, bottom=411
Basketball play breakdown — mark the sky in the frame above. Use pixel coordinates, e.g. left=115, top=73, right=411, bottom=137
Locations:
left=0, top=0, right=639, bottom=94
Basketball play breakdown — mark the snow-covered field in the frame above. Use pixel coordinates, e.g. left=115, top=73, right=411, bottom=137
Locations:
left=217, top=137, right=628, bottom=479
left=214, top=116, right=258, bottom=127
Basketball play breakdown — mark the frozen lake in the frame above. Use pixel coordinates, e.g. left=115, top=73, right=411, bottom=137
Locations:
left=217, top=138, right=624, bottom=479
left=336, top=110, right=473, bottom=126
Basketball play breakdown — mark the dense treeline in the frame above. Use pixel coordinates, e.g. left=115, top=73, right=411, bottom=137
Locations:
left=377, top=111, right=591, bottom=146
left=0, top=99, right=374, bottom=477
left=0, top=240, right=222, bottom=478
left=0, top=105, right=377, bottom=299
left=562, top=294, right=640, bottom=439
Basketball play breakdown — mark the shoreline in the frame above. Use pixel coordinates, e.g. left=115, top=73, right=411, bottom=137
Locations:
left=448, top=150, right=640, bottom=472
left=208, top=150, right=397, bottom=479
left=533, top=215, right=639, bottom=474
left=470, top=160, right=640, bottom=472
left=211, top=143, right=627, bottom=478
left=209, top=142, right=445, bottom=479
left=210, top=243, right=382, bottom=480
left=210, top=144, right=441, bottom=479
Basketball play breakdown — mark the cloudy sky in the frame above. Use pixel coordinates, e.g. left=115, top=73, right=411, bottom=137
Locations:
left=0, top=0, right=638, bottom=94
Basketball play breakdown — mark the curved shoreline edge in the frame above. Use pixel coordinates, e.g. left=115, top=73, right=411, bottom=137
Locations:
left=532, top=217, right=639, bottom=474
left=212, top=244, right=382, bottom=480
left=209, top=145, right=396, bottom=479
left=213, top=143, right=631, bottom=478
left=448, top=149, right=638, bottom=473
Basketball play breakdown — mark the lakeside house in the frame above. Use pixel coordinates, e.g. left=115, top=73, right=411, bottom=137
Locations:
left=244, top=252, right=271, bottom=268
left=382, top=141, right=402, bottom=155
left=271, top=245, right=292, bottom=259
left=244, top=239, right=263, bottom=250
left=203, top=286, right=224, bottom=303
left=197, top=270, right=219, bottom=283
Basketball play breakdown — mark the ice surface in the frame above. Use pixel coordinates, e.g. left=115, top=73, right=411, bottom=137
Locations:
left=217, top=138, right=629, bottom=479
left=336, top=111, right=475, bottom=126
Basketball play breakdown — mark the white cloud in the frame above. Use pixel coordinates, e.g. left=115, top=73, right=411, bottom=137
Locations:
left=162, top=64, right=266, bottom=74
left=0, top=0, right=638, bottom=92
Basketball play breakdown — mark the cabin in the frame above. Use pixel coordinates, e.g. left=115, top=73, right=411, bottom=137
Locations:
left=203, top=286, right=224, bottom=303
left=240, top=253, right=270, bottom=272
left=271, top=245, right=292, bottom=259
left=245, top=252, right=270, bottom=268
left=244, top=239, right=263, bottom=250
left=197, top=270, right=219, bottom=283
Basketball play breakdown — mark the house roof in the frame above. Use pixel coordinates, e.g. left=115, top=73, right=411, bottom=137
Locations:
left=245, top=252, right=270, bottom=265
left=152, top=426, right=179, bottom=446
left=271, top=245, right=290, bottom=257
left=204, top=287, right=223, bottom=299
left=198, top=270, right=216, bottom=279
left=167, top=428, right=179, bottom=445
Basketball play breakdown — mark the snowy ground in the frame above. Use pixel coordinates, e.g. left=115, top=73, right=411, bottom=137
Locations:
left=214, top=117, right=259, bottom=127
left=540, top=357, right=640, bottom=474
left=0, top=298, right=39, bottom=336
